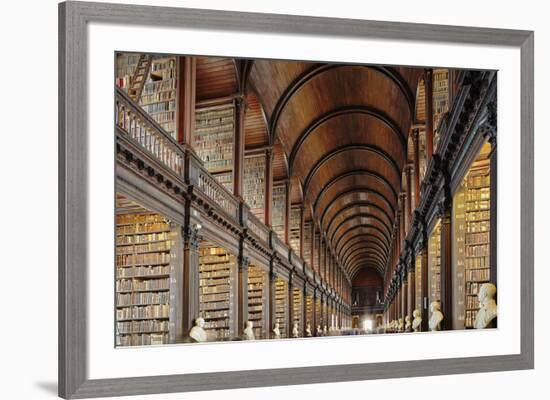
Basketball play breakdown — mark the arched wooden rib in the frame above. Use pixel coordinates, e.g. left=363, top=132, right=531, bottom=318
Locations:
left=333, top=224, right=390, bottom=257
left=348, top=253, right=385, bottom=272
left=312, top=170, right=398, bottom=220
left=349, top=263, right=384, bottom=279
left=339, top=234, right=390, bottom=262
left=323, top=201, right=393, bottom=234
left=287, top=106, right=406, bottom=175
left=328, top=213, right=392, bottom=244
left=341, top=241, right=388, bottom=266
left=269, top=63, right=414, bottom=143
left=348, top=258, right=385, bottom=277
left=302, top=144, right=402, bottom=201
left=343, top=247, right=387, bottom=269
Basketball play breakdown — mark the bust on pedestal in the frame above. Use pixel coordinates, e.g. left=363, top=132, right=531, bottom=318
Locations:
left=429, top=301, right=444, bottom=331
left=305, top=322, right=312, bottom=337
left=474, top=283, right=498, bottom=329
left=243, top=320, right=255, bottom=340
left=323, top=325, right=328, bottom=336
left=189, top=317, right=207, bottom=343
left=272, top=322, right=281, bottom=339
left=398, top=318, right=404, bottom=332
left=404, top=315, right=411, bottom=332
left=316, top=325, right=323, bottom=337
left=412, top=309, right=422, bottom=332
left=292, top=322, right=299, bottom=338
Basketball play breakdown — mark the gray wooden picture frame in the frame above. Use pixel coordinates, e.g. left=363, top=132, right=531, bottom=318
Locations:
left=59, top=1, right=534, bottom=398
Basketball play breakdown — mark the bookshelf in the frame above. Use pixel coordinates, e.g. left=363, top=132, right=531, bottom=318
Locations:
left=292, top=287, right=303, bottom=336
left=305, top=294, right=314, bottom=329
left=247, top=265, right=267, bottom=339
left=138, top=56, right=178, bottom=138
left=315, top=297, right=322, bottom=329
left=243, top=154, right=266, bottom=222
left=199, top=242, right=236, bottom=341
left=289, top=207, right=301, bottom=255
left=302, top=222, right=312, bottom=263
left=194, top=104, right=235, bottom=192
left=274, top=278, right=289, bottom=338
left=432, top=68, right=449, bottom=152
left=115, top=195, right=178, bottom=347
left=415, top=255, right=423, bottom=313
left=272, top=184, right=286, bottom=240
left=115, top=53, right=140, bottom=92
left=419, top=129, right=427, bottom=183
left=428, top=221, right=441, bottom=304
left=453, top=142, right=491, bottom=328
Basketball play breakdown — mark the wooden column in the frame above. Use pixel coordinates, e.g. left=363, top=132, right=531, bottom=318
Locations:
left=237, top=253, right=249, bottom=338
left=407, top=264, right=415, bottom=329
left=176, top=56, right=196, bottom=145
left=310, top=223, right=316, bottom=272
left=284, top=180, right=291, bottom=244
left=302, top=284, right=308, bottom=336
left=401, top=269, right=408, bottom=329
left=400, top=193, right=406, bottom=242
left=425, top=69, right=434, bottom=165
left=182, top=224, right=201, bottom=337
left=264, top=148, right=273, bottom=226
left=268, top=266, right=276, bottom=338
left=439, top=203, right=453, bottom=331
left=288, top=273, right=294, bottom=336
left=312, top=289, right=318, bottom=333
left=232, top=97, right=246, bottom=197
left=406, top=164, right=413, bottom=228
left=420, top=247, right=429, bottom=332
left=412, top=128, right=421, bottom=205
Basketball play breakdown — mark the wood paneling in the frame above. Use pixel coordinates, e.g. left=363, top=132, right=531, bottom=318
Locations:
left=196, top=57, right=238, bottom=101
left=244, top=91, right=269, bottom=149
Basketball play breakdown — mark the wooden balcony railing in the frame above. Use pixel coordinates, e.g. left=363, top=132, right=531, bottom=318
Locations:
left=246, top=211, right=270, bottom=245
left=115, top=87, right=185, bottom=178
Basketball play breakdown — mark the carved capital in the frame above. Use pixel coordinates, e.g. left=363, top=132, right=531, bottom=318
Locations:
left=238, top=255, right=250, bottom=271
left=182, top=224, right=201, bottom=250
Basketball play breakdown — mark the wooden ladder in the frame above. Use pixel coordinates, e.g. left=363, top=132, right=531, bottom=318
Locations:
left=128, top=55, right=152, bottom=102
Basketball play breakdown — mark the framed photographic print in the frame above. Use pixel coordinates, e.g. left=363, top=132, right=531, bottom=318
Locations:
left=59, top=1, right=534, bottom=398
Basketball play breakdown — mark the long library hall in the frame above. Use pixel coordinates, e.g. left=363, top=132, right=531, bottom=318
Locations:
left=115, top=54, right=497, bottom=346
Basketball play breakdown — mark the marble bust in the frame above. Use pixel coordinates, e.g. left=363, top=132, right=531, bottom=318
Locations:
left=323, top=325, right=328, bottom=336
left=429, top=301, right=444, bottom=331
left=474, top=283, right=498, bottom=329
left=316, top=325, right=323, bottom=336
left=272, top=322, right=281, bottom=339
left=292, top=322, right=299, bottom=338
left=404, top=315, right=411, bottom=332
left=412, top=309, right=422, bottom=332
left=305, top=322, right=312, bottom=337
left=398, top=318, right=404, bottom=332
left=243, top=320, right=255, bottom=340
left=189, top=317, right=207, bottom=342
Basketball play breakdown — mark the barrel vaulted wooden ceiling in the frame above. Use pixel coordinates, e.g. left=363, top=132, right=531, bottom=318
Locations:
left=195, top=57, right=423, bottom=283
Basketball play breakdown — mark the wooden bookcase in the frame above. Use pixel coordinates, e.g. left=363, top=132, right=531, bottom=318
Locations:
left=115, top=195, right=179, bottom=347
left=415, top=254, right=423, bottom=313
left=292, top=287, right=303, bottom=336
left=428, top=221, right=441, bottom=304
left=115, top=53, right=140, bottom=92
left=432, top=68, right=449, bottom=152
left=305, top=294, right=314, bottom=329
left=453, top=142, right=491, bottom=328
left=274, top=278, right=289, bottom=338
left=248, top=265, right=268, bottom=339
left=139, top=56, right=178, bottom=138
left=193, top=104, right=235, bottom=192
left=315, top=297, right=322, bottom=330
left=243, top=154, right=266, bottom=222
left=302, top=222, right=312, bottom=263
left=199, top=243, right=236, bottom=341
left=272, top=184, right=286, bottom=240
left=289, top=206, right=301, bottom=255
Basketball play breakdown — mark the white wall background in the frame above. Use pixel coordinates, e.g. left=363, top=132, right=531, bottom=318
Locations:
left=0, top=0, right=545, bottom=398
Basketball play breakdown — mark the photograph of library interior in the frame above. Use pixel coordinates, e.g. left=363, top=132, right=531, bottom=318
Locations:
left=115, top=53, right=497, bottom=347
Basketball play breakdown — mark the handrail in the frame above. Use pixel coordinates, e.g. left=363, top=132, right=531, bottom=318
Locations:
left=246, top=211, right=270, bottom=244
left=115, top=86, right=185, bottom=177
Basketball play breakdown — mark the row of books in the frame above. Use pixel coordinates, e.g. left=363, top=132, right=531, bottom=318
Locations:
left=116, top=242, right=172, bottom=255
left=202, top=309, right=229, bottom=319
left=116, top=278, right=170, bottom=292
left=117, top=213, right=166, bottom=225
left=116, top=265, right=170, bottom=278
left=116, top=252, right=171, bottom=266
left=465, top=231, right=490, bottom=245
left=204, top=320, right=229, bottom=329
left=466, top=200, right=490, bottom=211
left=465, top=295, right=481, bottom=310
left=465, top=244, right=490, bottom=257
left=141, top=78, right=176, bottom=95
left=140, top=90, right=175, bottom=105
left=116, top=231, right=173, bottom=245
left=465, top=256, right=490, bottom=269
left=200, top=293, right=230, bottom=303
left=116, top=291, right=170, bottom=306
left=466, top=220, right=490, bottom=233
left=116, top=222, right=170, bottom=235
left=116, top=333, right=168, bottom=346
left=117, top=320, right=169, bottom=334
left=117, top=304, right=170, bottom=320
left=201, top=300, right=230, bottom=311
left=201, top=284, right=230, bottom=294
left=465, top=268, right=490, bottom=282
left=140, top=100, right=176, bottom=114
left=466, top=210, right=490, bottom=222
